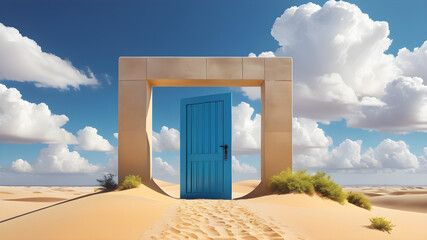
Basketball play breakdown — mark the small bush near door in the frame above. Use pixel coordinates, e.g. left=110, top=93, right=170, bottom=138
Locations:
left=122, top=175, right=142, bottom=189
left=97, top=173, right=118, bottom=191
left=269, top=168, right=347, bottom=204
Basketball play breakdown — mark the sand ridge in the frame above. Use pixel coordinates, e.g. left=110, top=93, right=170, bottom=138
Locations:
left=144, top=199, right=304, bottom=240
left=343, top=186, right=427, bottom=213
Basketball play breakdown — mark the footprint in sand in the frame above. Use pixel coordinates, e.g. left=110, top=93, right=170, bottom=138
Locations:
left=145, top=199, right=299, bottom=240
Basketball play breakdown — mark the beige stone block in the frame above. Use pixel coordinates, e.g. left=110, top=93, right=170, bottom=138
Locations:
left=264, top=80, right=292, bottom=132
left=265, top=131, right=292, bottom=181
left=147, top=57, right=206, bottom=79
left=119, top=57, right=147, bottom=80
left=118, top=81, right=148, bottom=132
left=243, top=58, right=264, bottom=79
left=265, top=58, right=292, bottom=80
left=118, top=130, right=150, bottom=184
left=207, top=58, right=242, bottom=79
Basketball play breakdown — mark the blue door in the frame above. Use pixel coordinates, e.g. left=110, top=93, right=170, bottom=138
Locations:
left=180, top=93, right=232, bottom=199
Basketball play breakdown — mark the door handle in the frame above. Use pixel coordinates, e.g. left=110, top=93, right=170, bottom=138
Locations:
left=220, top=145, right=228, bottom=161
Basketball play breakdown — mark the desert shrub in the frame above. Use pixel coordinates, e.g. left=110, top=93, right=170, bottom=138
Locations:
left=269, top=168, right=314, bottom=195
left=311, top=171, right=347, bottom=204
left=347, top=192, right=372, bottom=210
left=369, top=217, right=395, bottom=233
left=96, top=173, right=118, bottom=191
left=122, top=175, right=142, bottom=189
left=269, top=168, right=347, bottom=204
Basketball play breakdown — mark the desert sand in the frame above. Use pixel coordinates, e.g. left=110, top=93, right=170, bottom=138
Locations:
left=0, top=181, right=426, bottom=240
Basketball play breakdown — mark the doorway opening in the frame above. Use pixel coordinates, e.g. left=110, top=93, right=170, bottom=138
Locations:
left=151, top=87, right=261, bottom=199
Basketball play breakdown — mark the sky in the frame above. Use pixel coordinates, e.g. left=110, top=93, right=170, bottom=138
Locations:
left=0, top=0, right=426, bottom=186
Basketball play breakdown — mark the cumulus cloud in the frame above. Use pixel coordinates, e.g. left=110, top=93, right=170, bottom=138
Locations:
left=0, top=22, right=98, bottom=89
left=232, top=156, right=257, bottom=174
left=10, top=159, right=33, bottom=173
left=348, top=76, right=427, bottom=133
left=153, top=157, right=177, bottom=177
left=292, top=118, right=332, bottom=169
left=0, top=84, right=77, bottom=144
left=232, top=102, right=261, bottom=155
left=293, top=118, right=422, bottom=172
left=273, top=1, right=397, bottom=100
left=4, top=144, right=100, bottom=174
left=250, top=0, right=427, bottom=133
left=248, top=51, right=275, bottom=58
left=75, top=126, right=113, bottom=152
left=326, top=139, right=364, bottom=170
left=240, top=87, right=261, bottom=100
left=152, top=126, right=180, bottom=152
left=396, top=41, right=427, bottom=83
left=113, top=133, right=118, bottom=139
left=32, top=144, right=100, bottom=173
left=361, top=139, right=419, bottom=172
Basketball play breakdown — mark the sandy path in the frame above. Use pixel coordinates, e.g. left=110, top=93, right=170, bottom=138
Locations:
left=146, top=199, right=304, bottom=240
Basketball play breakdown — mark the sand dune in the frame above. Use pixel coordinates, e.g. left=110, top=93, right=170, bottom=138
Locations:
left=1, top=183, right=427, bottom=240
left=0, top=185, right=174, bottom=240
left=0, top=186, right=96, bottom=221
left=344, top=186, right=427, bottom=213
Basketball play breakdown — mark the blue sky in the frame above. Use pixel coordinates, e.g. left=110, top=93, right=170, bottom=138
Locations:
left=0, top=0, right=426, bottom=186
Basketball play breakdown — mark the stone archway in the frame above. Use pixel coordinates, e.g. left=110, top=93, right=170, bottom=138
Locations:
left=118, top=57, right=292, bottom=197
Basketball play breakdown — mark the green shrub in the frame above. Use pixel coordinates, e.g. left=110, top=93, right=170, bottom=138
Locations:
left=311, top=171, right=347, bottom=204
left=97, top=173, right=118, bottom=191
left=369, top=217, right=395, bottom=233
left=122, top=175, right=142, bottom=189
left=269, top=168, right=347, bottom=204
left=269, top=168, right=314, bottom=195
left=347, top=192, right=372, bottom=210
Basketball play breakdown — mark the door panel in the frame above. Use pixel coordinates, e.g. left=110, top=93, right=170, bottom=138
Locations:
left=180, top=93, right=231, bottom=199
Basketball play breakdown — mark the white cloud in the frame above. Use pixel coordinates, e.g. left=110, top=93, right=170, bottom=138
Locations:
left=248, top=51, right=275, bottom=58
left=113, top=133, right=118, bottom=139
left=361, top=139, right=419, bottom=172
left=75, top=126, right=113, bottom=152
left=33, top=144, right=100, bottom=173
left=272, top=1, right=397, bottom=103
left=253, top=0, right=427, bottom=133
left=153, top=157, right=177, bottom=177
left=152, top=126, right=180, bottom=152
left=327, top=139, right=363, bottom=170
left=293, top=118, right=422, bottom=172
left=232, top=156, right=257, bottom=174
left=240, top=87, right=261, bottom=100
left=396, top=41, right=427, bottom=83
left=292, top=118, right=332, bottom=169
left=258, top=51, right=276, bottom=57
left=0, top=22, right=98, bottom=89
left=0, top=84, right=77, bottom=144
left=10, top=159, right=33, bottom=173
left=232, top=102, right=261, bottom=155
left=348, top=76, right=427, bottom=133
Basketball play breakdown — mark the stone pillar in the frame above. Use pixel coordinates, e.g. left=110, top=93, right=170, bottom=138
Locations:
left=118, top=57, right=152, bottom=184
